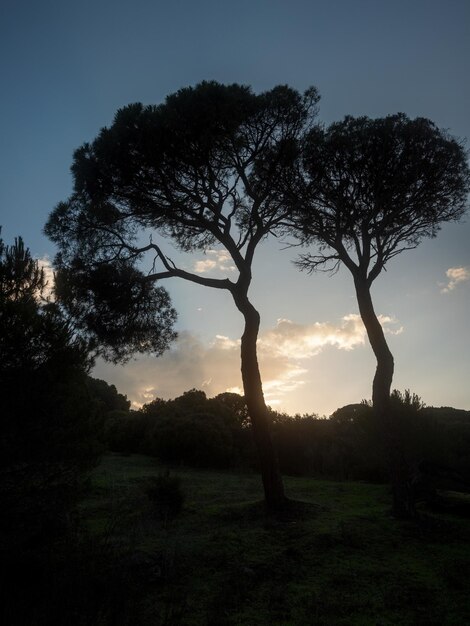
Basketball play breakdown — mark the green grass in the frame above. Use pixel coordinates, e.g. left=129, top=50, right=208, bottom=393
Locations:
left=79, top=453, right=470, bottom=625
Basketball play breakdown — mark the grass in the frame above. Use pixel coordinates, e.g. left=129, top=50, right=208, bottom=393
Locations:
left=76, top=453, right=470, bottom=625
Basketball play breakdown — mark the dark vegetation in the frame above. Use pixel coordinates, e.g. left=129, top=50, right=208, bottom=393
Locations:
left=100, top=387, right=470, bottom=497
left=0, top=235, right=100, bottom=552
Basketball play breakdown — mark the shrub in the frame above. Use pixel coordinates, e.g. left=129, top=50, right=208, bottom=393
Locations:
left=145, top=473, right=185, bottom=517
left=146, top=412, right=236, bottom=468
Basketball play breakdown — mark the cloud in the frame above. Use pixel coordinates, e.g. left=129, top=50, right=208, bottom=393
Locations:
left=93, top=331, right=240, bottom=408
left=213, top=334, right=239, bottom=350
left=93, top=313, right=402, bottom=412
left=440, top=266, right=470, bottom=293
left=193, top=258, right=217, bottom=273
left=37, top=256, right=55, bottom=300
left=193, top=249, right=236, bottom=273
left=258, top=314, right=402, bottom=360
left=259, top=315, right=364, bottom=359
left=377, top=315, right=404, bottom=336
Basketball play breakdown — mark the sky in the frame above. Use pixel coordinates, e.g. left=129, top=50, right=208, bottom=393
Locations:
left=1, top=0, right=469, bottom=415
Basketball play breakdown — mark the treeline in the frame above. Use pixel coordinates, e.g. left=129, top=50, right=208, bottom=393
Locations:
left=97, top=385, right=470, bottom=490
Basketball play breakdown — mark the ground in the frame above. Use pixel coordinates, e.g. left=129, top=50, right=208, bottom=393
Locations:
left=74, top=453, right=470, bottom=625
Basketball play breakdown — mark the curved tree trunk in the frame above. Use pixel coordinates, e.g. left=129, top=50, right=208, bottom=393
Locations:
left=354, top=276, right=416, bottom=518
left=232, top=289, right=287, bottom=511
left=353, top=277, right=394, bottom=412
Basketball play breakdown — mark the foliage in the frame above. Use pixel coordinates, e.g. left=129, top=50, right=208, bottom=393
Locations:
left=85, top=375, right=132, bottom=445
left=146, top=412, right=233, bottom=468
left=53, top=258, right=177, bottom=363
left=86, top=375, right=131, bottom=413
left=0, top=235, right=45, bottom=301
left=0, top=234, right=100, bottom=551
left=145, top=472, right=185, bottom=517
left=100, top=386, right=470, bottom=489
left=103, top=411, right=147, bottom=454
left=46, top=82, right=319, bottom=262
left=292, top=113, right=469, bottom=276
left=106, top=390, right=251, bottom=467
left=269, top=407, right=386, bottom=482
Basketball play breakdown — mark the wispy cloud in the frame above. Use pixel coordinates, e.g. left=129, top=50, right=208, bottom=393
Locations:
left=93, top=313, right=402, bottom=411
left=440, top=266, right=470, bottom=293
left=193, top=249, right=236, bottom=274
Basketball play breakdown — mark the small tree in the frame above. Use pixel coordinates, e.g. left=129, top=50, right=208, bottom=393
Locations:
left=289, top=114, right=469, bottom=516
left=46, top=81, right=320, bottom=511
left=0, top=234, right=99, bottom=549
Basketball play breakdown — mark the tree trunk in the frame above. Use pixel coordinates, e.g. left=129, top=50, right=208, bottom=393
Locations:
left=354, top=276, right=416, bottom=518
left=353, top=277, right=394, bottom=412
left=232, top=289, right=287, bottom=511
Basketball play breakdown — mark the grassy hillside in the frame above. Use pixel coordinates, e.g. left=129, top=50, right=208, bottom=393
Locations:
left=72, top=453, right=470, bottom=625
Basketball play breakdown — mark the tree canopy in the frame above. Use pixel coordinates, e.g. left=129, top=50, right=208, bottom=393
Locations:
left=0, top=235, right=89, bottom=375
left=293, top=113, right=469, bottom=282
left=288, top=113, right=469, bottom=409
left=46, top=81, right=319, bottom=286
left=54, top=259, right=177, bottom=363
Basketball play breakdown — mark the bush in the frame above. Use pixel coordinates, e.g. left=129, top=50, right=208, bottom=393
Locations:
left=103, top=412, right=148, bottom=454
left=145, top=473, right=185, bottom=517
left=146, top=412, right=236, bottom=468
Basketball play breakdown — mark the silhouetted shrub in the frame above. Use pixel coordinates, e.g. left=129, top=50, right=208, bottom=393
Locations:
left=271, top=414, right=320, bottom=476
left=147, top=412, right=236, bottom=468
left=103, top=411, right=148, bottom=454
left=145, top=472, right=185, bottom=516
left=101, top=385, right=470, bottom=484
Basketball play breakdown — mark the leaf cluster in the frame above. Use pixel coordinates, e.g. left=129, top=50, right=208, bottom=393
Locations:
left=0, top=234, right=46, bottom=303
left=54, top=257, right=176, bottom=363
left=0, top=235, right=89, bottom=374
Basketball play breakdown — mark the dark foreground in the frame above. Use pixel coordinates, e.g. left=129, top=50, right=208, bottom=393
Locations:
left=4, top=453, right=470, bottom=625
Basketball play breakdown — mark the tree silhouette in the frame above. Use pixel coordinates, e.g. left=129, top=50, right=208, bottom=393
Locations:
left=46, top=81, right=320, bottom=511
left=0, top=233, right=99, bottom=548
left=0, top=234, right=45, bottom=302
left=289, top=114, right=469, bottom=516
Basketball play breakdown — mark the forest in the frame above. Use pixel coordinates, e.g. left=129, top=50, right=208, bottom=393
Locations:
left=1, top=81, right=470, bottom=625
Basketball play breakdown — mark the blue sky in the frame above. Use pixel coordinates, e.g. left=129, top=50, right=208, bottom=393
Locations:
left=1, top=0, right=469, bottom=414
